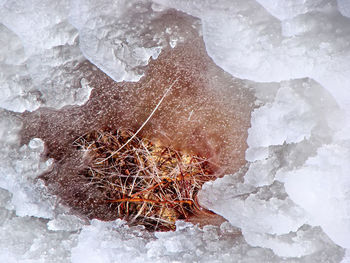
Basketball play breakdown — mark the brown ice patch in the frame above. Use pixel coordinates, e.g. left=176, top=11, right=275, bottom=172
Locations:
left=19, top=15, right=254, bottom=227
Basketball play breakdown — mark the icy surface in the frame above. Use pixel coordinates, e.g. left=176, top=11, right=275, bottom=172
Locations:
left=0, top=188, right=78, bottom=262
left=1, top=0, right=350, bottom=262
left=69, top=0, right=201, bottom=82
left=254, top=0, right=334, bottom=20
left=155, top=0, right=350, bottom=114
left=277, top=144, right=350, bottom=248
left=338, top=0, right=350, bottom=17
left=71, top=220, right=344, bottom=262
left=0, top=24, right=38, bottom=112
left=69, top=0, right=162, bottom=82
left=154, top=0, right=350, bottom=259
left=0, top=0, right=91, bottom=111
left=0, top=112, right=55, bottom=218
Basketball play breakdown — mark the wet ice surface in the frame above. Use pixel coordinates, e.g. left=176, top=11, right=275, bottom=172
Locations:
left=1, top=0, right=350, bottom=262
left=18, top=35, right=253, bottom=223
left=0, top=0, right=90, bottom=111
left=69, top=0, right=202, bottom=82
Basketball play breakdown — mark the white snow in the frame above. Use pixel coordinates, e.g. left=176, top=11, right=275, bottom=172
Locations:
left=71, top=219, right=276, bottom=263
left=0, top=116, right=54, bottom=219
left=277, top=144, right=350, bottom=248
left=69, top=0, right=200, bottom=82
left=0, top=0, right=91, bottom=111
left=152, top=0, right=350, bottom=258
left=337, top=0, right=350, bottom=17
left=69, top=0, right=162, bottom=82
left=0, top=188, right=78, bottom=262
left=154, top=0, right=350, bottom=114
left=1, top=0, right=350, bottom=262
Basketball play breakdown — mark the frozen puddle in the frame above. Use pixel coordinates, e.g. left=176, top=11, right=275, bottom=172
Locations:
left=0, top=0, right=349, bottom=262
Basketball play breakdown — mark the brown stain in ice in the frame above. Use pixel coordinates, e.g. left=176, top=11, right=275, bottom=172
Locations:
left=19, top=12, right=254, bottom=224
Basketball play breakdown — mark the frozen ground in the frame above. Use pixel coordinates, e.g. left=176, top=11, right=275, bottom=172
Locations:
left=1, top=0, right=350, bottom=262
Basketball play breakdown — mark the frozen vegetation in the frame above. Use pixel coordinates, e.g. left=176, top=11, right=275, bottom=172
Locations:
left=0, top=0, right=350, bottom=262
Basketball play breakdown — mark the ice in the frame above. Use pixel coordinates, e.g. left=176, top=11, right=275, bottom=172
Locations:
left=197, top=76, right=344, bottom=256
left=47, top=213, right=85, bottom=232
left=199, top=176, right=307, bottom=236
left=16, top=23, right=254, bottom=223
left=69, top=0, right=161, bottom=82
left=0, top=188, right=77, bottom=262
left=337, top=0, right=350, bottom=17
left=153, top=0, right=350, bottom=258
left=155, top=0, right=350, bottom=114
left=69, top=0, right=201, bottom=82
left=0, top=0, right=91, bottom=111
left=0, top=112, right=54, bottom=218
left=248, top=83, right=315, bottom=151
left=1, top=0, right=350, bottom=262
left=71, top=220, right=344, bottom=262
left=246, top=78, right=340, bottom=162
left=71, top=219, right=273, bottom=263
left=277, top=144, right=350, bottom=248
left=254, top=0, right=334, bottom=20
left=0, top=24, right=39, bottom=112
left=342, top=249, right=350, bottom=263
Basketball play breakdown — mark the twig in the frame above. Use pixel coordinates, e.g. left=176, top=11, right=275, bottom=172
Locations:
left=97, top=77, right=179, bottom=164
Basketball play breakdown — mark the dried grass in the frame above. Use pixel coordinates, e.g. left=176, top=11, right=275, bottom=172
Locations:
left=73, top=129, right=215, bottom=231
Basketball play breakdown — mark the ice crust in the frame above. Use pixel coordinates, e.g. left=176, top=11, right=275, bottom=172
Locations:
left=0, top=0, right=92, bottom=111
left=1, top=0, right=350, bottom=262
left=0, top=112, right=55, bottom=219
left=154, top=0, right=350, bottom=258
left=71, top=219, right=343, bottom=263
left=69, top=0, right=201, bottom=82
left=69, top=0, right=162, bottom=82
left=154, top=0, right=350, bottom=114
left=337, top=0, right=350, bottom=17
left=0, top=188, right=78, bottom=262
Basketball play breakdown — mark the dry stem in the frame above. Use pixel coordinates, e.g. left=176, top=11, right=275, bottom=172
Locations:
left=74, top=128, right=215, bottom=231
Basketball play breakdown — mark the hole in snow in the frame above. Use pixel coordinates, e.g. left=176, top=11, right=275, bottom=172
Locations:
left=19, top=14, right=254, bottom=229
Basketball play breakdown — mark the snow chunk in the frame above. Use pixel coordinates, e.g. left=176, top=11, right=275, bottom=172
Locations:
left=255, top=0, right=334, bottom=20
left=0, top=188, right=77, bottom=262
left=277, top=144, right=350, bottom=248
left=0, top=0, right=90, bottom=110
left=337, top=0, right=350, bottom=18
left=0, top=112, right=54, bottom=218
left=71, top=220, right=153, bottom=263
left=199, top=176, right=307, bottom=236
left=154, top=0, right=350, bottom=114
left=0, top=24, right=40, bottom=112
left=69, top=0, right=200, bottom=82
left=248, top=84, right=314, bottom=150
left=72, top=219, right=284, bottom=263
left=198, top=171, right=344, bottom=257
left=246, top=78, right=339, bottom=162
left=47, top=214, right=85, bottom=232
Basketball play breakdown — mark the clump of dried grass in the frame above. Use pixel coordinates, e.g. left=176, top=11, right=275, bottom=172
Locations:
left=73, top=129, right=215, bottom=231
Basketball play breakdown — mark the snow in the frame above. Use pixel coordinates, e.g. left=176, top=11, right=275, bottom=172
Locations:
left=338, top=0, right=350, bottom=17
left=254, top=0, right=334, bottom=20
left=69, top=0, right=162, bottom=82
left=0, top=0, right=90, bottom=111
left=154, top=0, right=350, bottom=114
left=69, top=0, right=200, bottom=82
left=0, top=24, right=39, bottom=112
left=0, top=119, right=54, bottom=218
left=152, top=0, right=350, bottom=258
left=71, top=220, right=276, bottom=263
left=277, top=144, right=350, bottom=248
left=71, top=220, right=344, bottom=262
left=0, top=189, right=77, bottom=262
left=1, top=0, right=350, bottom=262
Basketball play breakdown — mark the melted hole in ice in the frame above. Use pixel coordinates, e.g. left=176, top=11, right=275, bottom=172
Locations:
left=20, top=15, right=254, bottom=227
